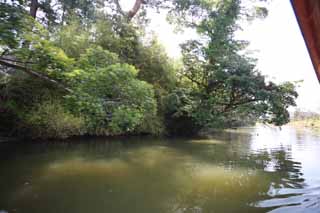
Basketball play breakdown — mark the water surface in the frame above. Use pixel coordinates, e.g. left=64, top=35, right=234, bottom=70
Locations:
left=0, top=125, right=319, bottom=213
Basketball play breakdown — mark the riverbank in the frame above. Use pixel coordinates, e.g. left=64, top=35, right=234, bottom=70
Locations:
left=288, top=118, right=320, bottom=131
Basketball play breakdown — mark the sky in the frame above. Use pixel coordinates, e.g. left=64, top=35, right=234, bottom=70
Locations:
left=120, top=0, right=320, bottom=112
left=239, top=1, right=320, bottom=112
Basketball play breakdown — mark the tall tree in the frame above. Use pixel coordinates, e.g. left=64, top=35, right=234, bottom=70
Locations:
left=164, top=0, right=297, bottom=133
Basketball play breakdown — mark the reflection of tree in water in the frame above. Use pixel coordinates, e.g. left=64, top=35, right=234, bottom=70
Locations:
left=166, top=132, right=306, bottom=213
left=243, top=147, right=305, bottom=189
left=269, top=148, right=304, bottom=188
left=166, top=147, right=305, bottom=213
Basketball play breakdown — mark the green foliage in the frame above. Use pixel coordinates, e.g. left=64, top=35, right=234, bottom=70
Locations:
left=172, top=0, right=298, bottom=131
left=137, top=38, right=177, bottom=91
left=0, top=74, right=62, bottom=113
left=78, top=46, right=120, bottom=69
left=108, top=106, right=144, bottom=135
left=0, top=73, right=77, bottom=138
left=93, top=17, right=144, bottom=65
left=0, top=3, right=32, bottom=50
left=23, top=100, right=85, bottom=139
left=55, top=18, right=91, bottom=58
left=27, top=39, right=74, bottom=80
left=163, top=88, right=201, bottom=135
left=57, top=0, right=96, bottom=22
left=65, top=63, right=158, bottom=135
left=0, top=0, right=297, bottom=139
left=262, top=82, right=298, bottom=125
left=0, top=4, right=74, bottom=81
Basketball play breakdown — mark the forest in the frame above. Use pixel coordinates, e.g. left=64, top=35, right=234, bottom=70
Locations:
left=0, top=0, right=298, bottom=139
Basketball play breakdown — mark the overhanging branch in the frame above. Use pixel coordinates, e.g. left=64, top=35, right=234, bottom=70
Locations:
left=222, top=98, right=263, bottom=113
left=0, top=58, right=72, bottom=93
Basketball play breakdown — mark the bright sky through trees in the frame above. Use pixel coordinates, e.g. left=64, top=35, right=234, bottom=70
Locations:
left=241, top=0, right=320, bottom=113
left=119, top=0, right=320, bottom=112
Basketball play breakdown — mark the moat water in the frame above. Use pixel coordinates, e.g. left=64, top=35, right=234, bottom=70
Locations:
left=0, top=125, right=319, bottom=213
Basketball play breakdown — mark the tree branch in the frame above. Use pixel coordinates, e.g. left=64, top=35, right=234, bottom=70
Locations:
left=113, top=0, right=146, bottom=21
left=114, top=0, right=126, bottom=17
left=185, top=74, right=206, bottom=88
left=128, top=0, right=144, bottom=20
left=0, top=58, right=72, bottom=93
left=222, top=98, right=262, bottom=113
left=0, top=57, right=35, bottom=64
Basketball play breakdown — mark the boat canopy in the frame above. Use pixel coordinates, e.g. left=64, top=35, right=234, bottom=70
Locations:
left=291, top=0, right=320, bottom=82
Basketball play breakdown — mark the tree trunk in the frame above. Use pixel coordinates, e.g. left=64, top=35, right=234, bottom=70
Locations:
left=128, top=0, right=144, bottom=20
left=29, top=0, right=39, bottom=18
left=114, top=0, right=145, bottom=21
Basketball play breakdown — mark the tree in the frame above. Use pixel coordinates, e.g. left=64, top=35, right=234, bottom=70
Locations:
left=0, top=0, right=298, bottom=138
left=0, top=2, right=161, bottom=137
left=164, top=0, right=297, bottom=133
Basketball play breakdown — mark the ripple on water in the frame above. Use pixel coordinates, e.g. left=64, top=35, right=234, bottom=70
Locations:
left=255, top=185, right=320, bottom=213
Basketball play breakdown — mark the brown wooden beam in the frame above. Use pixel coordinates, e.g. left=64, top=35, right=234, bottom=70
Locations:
left=291, top=0, right=320, bottom=82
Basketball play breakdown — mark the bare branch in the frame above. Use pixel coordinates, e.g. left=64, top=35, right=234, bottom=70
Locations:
left=114, top=0, right=126, bottom=16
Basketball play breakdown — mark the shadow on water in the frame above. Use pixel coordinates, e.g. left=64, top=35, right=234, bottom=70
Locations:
left=0, top=125, right=319, bottom=213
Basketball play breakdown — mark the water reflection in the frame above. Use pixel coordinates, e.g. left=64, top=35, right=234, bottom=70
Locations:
left=0, top=125, right=319, bottom=213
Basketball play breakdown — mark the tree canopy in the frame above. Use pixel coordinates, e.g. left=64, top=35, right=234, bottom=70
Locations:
left=0, top=0, right=298, bottom=139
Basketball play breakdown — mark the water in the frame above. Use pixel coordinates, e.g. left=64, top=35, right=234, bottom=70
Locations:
left=0, top=125, right=319, bottom=213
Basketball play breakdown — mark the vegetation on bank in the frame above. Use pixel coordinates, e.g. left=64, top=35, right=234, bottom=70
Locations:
left=0, top=0, right=298, bottom=139
left=289, top=110, right=320, bottom=130
left=290, top=118, right=320, bottom=130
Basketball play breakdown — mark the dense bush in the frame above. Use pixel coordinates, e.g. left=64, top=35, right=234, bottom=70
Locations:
left=64, top=59, right=159, bottom=136
left=0, top=74, right=65, bottom=135
left=22, top=101, right=85, bottom=139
